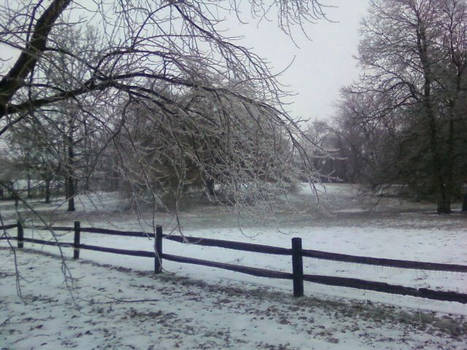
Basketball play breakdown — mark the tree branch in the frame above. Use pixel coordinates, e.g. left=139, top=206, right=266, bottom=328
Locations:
left=0, top=0, right=72, bottom=112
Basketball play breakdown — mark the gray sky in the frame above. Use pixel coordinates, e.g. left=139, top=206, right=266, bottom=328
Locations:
left=226, top=0, right=369, bottom=122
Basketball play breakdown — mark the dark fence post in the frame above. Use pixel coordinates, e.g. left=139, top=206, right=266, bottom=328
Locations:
left=291, top=237, right=304, bottom=297
left=17, top=221, right=24, bottom=249
left=73, top=221, right=81, bottom=260
left=154, top=225, right=163, bottom=273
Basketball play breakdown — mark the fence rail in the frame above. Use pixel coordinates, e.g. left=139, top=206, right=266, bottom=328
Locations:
left=163, top=235, right=291, bottom=255
left=23, top=237, right=74, bottom=247
left=162, top=253, right=293, bottom=280
left=302, top=274, right=467, bottom=304
left=1, top=221, right=467, bottom=303
left=301, top=249, right=467, bottom=273
left=79, top=244, right=155, bottom=257
left=26, top=225, right=153, bottom=238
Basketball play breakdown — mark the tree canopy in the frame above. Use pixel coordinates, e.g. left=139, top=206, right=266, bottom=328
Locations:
left=332, top=0, right=467, bottom=212
left=0, top=0, right=327, bottom=128
left=0, top=0, right=330, bottom=213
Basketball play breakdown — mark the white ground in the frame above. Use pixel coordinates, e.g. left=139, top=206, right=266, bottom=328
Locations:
left=1, top=184, right=466, bottom=349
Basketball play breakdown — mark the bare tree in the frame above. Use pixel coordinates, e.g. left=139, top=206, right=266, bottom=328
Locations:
left=5, top=116, right=58, bottom=203
left=338, top=0, right=467, bottom=212
left=0, top=0, right=328, bottom=128
left=332, top=88, right=405, bottom=186
left=0, top=1, right=338, bottom=263
left=113, top=80, right=304, bottom=212
left=0, top=0, right=330, bottom=191
left=4, top=25, right=110, bottom=208
left=0, top=0, right=336, bottom=300
left=0, top=154, right=19, bottom=200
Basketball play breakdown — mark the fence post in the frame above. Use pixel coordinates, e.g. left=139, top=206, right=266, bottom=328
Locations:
left=291, top=237, right=304, bottom=297
left=17, top=221, right=24, bottom=249
left=73, top=221, right=80, bottom=260
left=154, top=225, right=163, bottom=273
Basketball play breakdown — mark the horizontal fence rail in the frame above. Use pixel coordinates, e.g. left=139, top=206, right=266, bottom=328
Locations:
left=1, top=221, right=466, bottom=303
left=23, top=237, right=73, bottom=248
left=302, top=274, right=467, bottom=304
left=302, top=249, right=467, bottom=273
left=26, top=225, right=154, bottom=238
left=79, top=244, right=155, bottom=257
left=25, top=226, right=74, bottom=232
left=163, top=235, right=291, bottom=255
left=80, top=228, right=153, bottom=238
left=162, top=253, right=293, bottom=280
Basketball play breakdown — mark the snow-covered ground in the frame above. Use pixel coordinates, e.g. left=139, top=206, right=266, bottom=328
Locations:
left=1, top=184, right=466, bottom=349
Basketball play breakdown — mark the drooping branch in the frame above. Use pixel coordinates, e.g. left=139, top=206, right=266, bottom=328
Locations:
left=0, top=0, right=72, bottom=112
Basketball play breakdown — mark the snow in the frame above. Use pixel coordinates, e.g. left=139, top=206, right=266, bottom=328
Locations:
left=1, top=183, right=466, bottom=349
left=1, top=248, right=466, bottom=349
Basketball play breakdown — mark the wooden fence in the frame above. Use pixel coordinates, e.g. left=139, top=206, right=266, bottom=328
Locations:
left=1, top=221, right=467, bottom=303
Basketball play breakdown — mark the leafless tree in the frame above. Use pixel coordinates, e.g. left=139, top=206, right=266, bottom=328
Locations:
left=4, top=25, right=110, bottom=208
left=0, top=0, right=331, bottom=218
left=0, top=0, right=337, bottom=301
left=338, top=0, right=467, bottom=212
left=113, top=81, right=304, bottom=213
left=0, top=0, right=328, bottom=129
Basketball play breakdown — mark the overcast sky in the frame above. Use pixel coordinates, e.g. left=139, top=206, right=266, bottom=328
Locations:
left=225, top=0, right=370, bottom=122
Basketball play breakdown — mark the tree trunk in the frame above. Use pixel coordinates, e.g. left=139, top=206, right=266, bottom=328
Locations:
left=66, top=177, right=75, bottom=211
left=44, top=178, right=51, bottom=203
left=66, top=178, right=75, bottom=212
left=416, top=22, right=452, bottom=215
left=437, top=117, right=456, bottom=214
left=463, top=184, right=467, bottom=212
left=14, top=191, right=19, bottom=209
left=436, top=183, right=451, bottom=214
left=66, top=133, right=75, bottom=212
left=27, top=172, right=31, bottom=199
left=83, top=176, right=90, bottom=192
left=206, top=178, right=215, bottom=196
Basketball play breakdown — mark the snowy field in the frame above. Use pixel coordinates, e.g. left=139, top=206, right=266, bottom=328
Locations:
left=1, top=183, right=466, bottom=349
